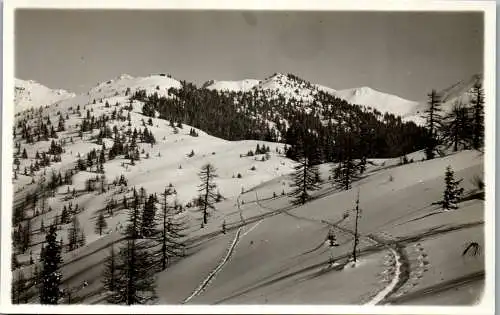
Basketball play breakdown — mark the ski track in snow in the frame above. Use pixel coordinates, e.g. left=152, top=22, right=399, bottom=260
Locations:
left=182, top=219, right=263, bottom=303
left=182, top=227, right=242, bottom=303
left=365, top=246, right=402, bottom=305
left=241, top=219, right=263, bottom=237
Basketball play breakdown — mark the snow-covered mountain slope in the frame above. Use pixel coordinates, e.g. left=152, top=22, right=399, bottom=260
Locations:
left=203, top=73, right=422, bottom=123
left=399, top=73, right=484, bottom=125
left=440, top=74, right=482, bottom=104
left=88, top=73, right=182, bottom=99
left=202, top=72, right=482, bottom=127
left=12, top=73, right=296, bottom=267
left=438, top=74, right=483, bottom=113
left=334, top=86, right=421, bottom=122
left=204, top=79, right=260, bottom=92
left=14, top=79, right=75, bottom=113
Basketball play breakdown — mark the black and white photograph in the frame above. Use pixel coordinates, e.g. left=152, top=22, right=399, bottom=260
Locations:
left=1, top=1, right=496, bottom=314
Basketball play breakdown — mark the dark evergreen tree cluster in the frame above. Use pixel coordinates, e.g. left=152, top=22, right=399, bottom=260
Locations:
left=425, top=82, right=485, bottom=156
left=102, top=186, right=165, bottom=304
left=66, top=216, right=85, bottom=252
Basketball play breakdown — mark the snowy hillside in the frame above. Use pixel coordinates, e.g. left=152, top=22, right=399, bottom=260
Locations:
left=88, top=73, right=182, bottom=99
left=202, top=72, right=482, bottom=127
left=14, top=79, right=75, bottom=113
left=203, top=73, right=424, bottom=124
left=12, top=72, right=296, bottom=278
left=334, top=86, right=422, bottom=123
left=438, top=74, right=483, bottom=112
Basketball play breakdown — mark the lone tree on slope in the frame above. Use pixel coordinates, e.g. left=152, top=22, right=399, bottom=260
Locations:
left=39, top=224, right=62, bottom=304
left=289, top=136, right=321, bottom=205
left=423, top=89, right=443, bottom=160
left=198, top=163, right=218, bottom=225
left=440, top=166, right=464, bottom=210
left=95, top=212, right=108, bottom=236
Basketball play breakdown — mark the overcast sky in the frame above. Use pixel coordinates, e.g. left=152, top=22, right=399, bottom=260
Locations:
left=15, top=10, right=483, bottom=101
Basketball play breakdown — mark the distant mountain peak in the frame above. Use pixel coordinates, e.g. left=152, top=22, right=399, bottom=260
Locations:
left=14, top=78, right=75, bottom=113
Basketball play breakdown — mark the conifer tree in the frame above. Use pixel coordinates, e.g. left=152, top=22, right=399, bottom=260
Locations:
left=141, top=194, right=157, bottom=237
left=424, top=89, right=442, bottom=160
left=332, top=158, right=358, bottom=191
left=95, top=212, right=107, bottom=236
left=441, top=102, right=473, bottom=151
left=67, top=216, right=82, bottom=251
left=471, top=82, right=485, bottom=150
left=157, top=187, right=186, bottom=270
left=106, top=202, right=157, bottom=304
left=440, top=166, right=464, bottom=210
left=102, top=245, right=116, bottom=292
left=39, top=224, right=62, bottom=304
left=289, top=139, right=321, bottom=205
left=198, top=163, right=218, bottom=224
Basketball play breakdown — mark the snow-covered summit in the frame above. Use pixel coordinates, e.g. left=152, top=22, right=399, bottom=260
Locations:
left=89, top=73, right=182, bottom=99
left=14, top=78, right=75, bottom=113
left=204, top=79, right=261, bottom=92
left=334, top=86, right=421, bottom=120
left=202, top=72, right=422, bottom=121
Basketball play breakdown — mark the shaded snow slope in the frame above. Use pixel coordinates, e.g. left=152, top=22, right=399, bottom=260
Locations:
left=158, top=150, right=483, bottom=305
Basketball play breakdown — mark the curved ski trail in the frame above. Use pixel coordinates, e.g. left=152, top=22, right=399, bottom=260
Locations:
left=365, top=246, right=402, bottom=305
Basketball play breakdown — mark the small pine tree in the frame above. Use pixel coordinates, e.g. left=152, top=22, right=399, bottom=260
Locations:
left=95, top=212, right=107, bottom=236
left=440, top=166, right=464, bottom=210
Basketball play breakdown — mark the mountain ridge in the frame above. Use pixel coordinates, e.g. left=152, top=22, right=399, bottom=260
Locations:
left=15, top=72, right=482, bottom=126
